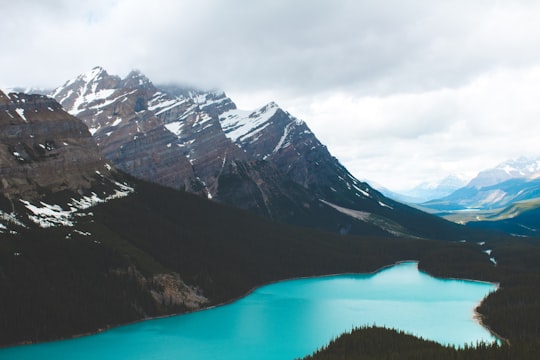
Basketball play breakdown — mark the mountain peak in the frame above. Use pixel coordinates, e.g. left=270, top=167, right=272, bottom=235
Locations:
left=466, top=156, right=540, bottom=189
left=123, top=69, right=152, bottom=88
left=77, top=66, right=108, bottom=83
left=495, top=156, right=540, bottom=177
left=264, top=101, right=279, bottom=109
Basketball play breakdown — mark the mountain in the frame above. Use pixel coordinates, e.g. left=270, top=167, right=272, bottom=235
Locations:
left=418, top=157, right=540, bottom=236
left=1, top=89, right=498, bottom=347
left=0, top=89, right=111, bottom=199
left=49, top=67, right=475, bottom=240
left=423, top=157, right=540, bottom=212
left=409, top=174, right=469, bottom=203
left=468, top=157, right=540, bottom=189
left=377, top=175, right=469, bottom=203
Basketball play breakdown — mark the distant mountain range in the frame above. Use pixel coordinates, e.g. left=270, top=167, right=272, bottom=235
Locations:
left=423, top=157, right=540, bottom=211
left=416, top=157, right=540, bottom=236
left=377, top=175, right=469, bottom=204
left=45, top=66, right=471, bottom=240
left=468, top=157, right=540, bottom=189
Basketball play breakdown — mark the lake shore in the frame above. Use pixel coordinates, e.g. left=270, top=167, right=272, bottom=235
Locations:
left=1, top=259, right=499, bottom=351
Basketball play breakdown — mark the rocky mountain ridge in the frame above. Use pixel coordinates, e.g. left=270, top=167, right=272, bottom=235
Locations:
left=0, top=89, right=143, bottom=234
left=51, top=67, right=243, bottom=197
left=0, top=89, right=110, bottom=199
left=49, top=67, right=473, bottom=239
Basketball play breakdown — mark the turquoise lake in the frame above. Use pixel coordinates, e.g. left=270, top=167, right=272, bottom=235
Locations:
left=0, top=261, right=497, bottom=360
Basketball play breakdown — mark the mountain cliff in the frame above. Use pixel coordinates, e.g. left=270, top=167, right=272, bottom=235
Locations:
left=0, top=90, right=109, bottom=199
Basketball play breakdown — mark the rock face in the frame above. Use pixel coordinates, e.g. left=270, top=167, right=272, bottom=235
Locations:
left=150, top=273, right=208, bottom=310
left=220, top=102, right=382, bottom=209
left=51, top=67, right=244, bottom=196
left=50, top=67, right=468, bottom=238
left=0, top=90, right=107, bottom=199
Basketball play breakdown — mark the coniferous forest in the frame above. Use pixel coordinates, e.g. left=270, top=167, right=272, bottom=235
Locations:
left=303, top=237, right=540, bottom=359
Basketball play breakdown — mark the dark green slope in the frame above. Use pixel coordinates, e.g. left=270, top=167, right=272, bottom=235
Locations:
left=86, top=178, right=448, bottom=302
left=301, top=326, right=537, bottom=360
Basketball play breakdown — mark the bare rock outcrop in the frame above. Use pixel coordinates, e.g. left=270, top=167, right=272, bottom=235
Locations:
left=0, top=90, right=107, bottom=199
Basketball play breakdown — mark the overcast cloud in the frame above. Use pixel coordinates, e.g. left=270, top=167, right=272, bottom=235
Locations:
left=2, top=0, right=540, bottom=191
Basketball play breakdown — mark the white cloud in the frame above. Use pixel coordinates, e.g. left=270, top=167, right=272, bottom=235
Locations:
left=272, top=65, right=540, bottom=190
left=2, top=0, right=540, bottom=191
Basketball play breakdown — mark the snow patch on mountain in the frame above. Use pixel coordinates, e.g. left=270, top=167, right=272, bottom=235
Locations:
left=165, top=121, right=185, bottom=136
left=19, top=181, right=134, bottom=228
left=21, top=200, right=75, bottom=228
left=15, top=108, right=27, bottom=122
left=92, top=90, right=137, bottom=112
left=72, top=88, right=116, bottom=115
left=500, top=158, right=540, bottom=177
left=149, top=93, right=188, bottom=115
left=468, top=157, right=540, bottom=189
left=0, top=210, right=27, bottom=233
left=220, top=102, right=279, bottom=143
left=272, top=121, right=295, bottom=154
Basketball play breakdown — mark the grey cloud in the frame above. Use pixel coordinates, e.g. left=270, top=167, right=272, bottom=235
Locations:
left=3, top=0, right=540, bottom=95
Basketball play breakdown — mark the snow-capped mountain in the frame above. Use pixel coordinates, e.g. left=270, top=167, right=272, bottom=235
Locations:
left=49, top=67, right=472, bottom=239
left=467, top=157, right=540, bottom=189
left=51, top=66, right=243, bottom=197
left=423, top=157, right=540, bottom=211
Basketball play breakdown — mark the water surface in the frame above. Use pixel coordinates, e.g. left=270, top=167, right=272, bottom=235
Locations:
left=0, top=261, right=497, bottom=360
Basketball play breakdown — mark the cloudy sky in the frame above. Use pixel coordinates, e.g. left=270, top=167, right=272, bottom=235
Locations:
left=2, top=0, right=540, bottom=191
